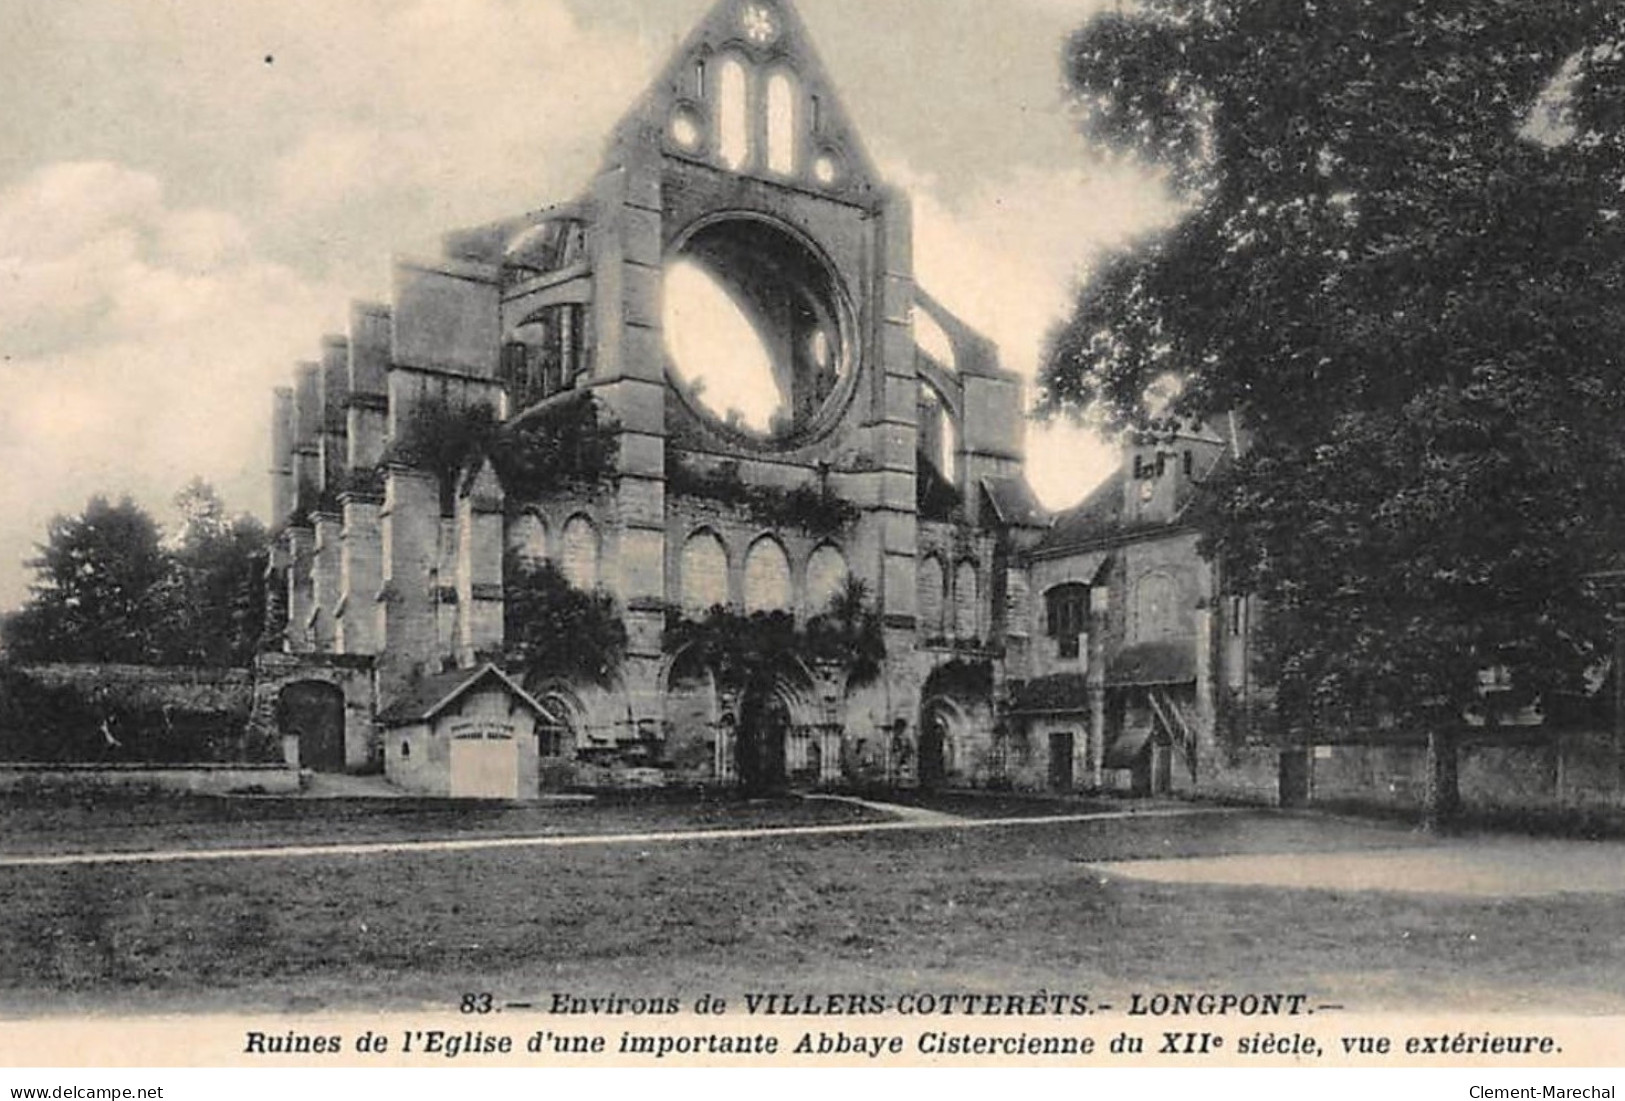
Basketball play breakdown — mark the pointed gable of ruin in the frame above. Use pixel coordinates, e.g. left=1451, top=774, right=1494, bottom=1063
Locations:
left=606, top=0, right=882, bottom=200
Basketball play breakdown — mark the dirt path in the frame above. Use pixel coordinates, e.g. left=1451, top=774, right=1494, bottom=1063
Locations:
left=806, top=792, right=966, bottom=825
left=1091, top=837, right=1625, bottom=898
left=0, top=804, right=1238, bottom=870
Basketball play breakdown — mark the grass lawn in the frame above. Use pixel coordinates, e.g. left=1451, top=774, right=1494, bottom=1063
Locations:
left=4, top=805, right=1623, bottom=1017
left=0, top=789, right=887, bottom=857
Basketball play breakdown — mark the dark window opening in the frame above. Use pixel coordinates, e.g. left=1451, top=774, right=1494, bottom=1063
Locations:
left=503, top=303, right=587, bottom=412
left=1046, top=583, right=1090, bottom=661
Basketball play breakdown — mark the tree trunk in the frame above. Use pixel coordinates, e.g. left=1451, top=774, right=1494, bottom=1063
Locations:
left=1422, top=726, right=1459, bottom=833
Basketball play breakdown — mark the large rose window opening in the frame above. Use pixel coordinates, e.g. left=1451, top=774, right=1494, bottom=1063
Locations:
left=663, top=216, right=853, bottom=447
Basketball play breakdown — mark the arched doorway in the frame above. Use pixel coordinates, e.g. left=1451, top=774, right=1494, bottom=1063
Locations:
left=664, top=646, right=722, bottom=780
left=736, top=686, right=791, bottom=794
left=536, top=690, right=582, bottom=791
left=918, top=700, right=957, bottom=790
left=277, top=681, right=346, bottom=773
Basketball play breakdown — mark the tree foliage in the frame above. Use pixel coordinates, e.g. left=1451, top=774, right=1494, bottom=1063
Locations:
left=166, top=479, right=269, bottom=666
left=491, top=391, right=620, bottom=500
left=501, top=554, right=627, bottom=689
left=4, top=496, right=172, bottom=665
left=665, top=448, right=860, bottom=536
left=3, top=484, right=267, bottom=667
left=665, top=576, right=886, bottom=693
left=385, top=391, right=621, bottom=514
left=1042, top=1, right=1625, bottom=741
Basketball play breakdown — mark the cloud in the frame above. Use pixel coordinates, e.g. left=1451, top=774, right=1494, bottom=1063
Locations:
left=898, top=158, right=1179, bottom=510
left=0, top=161, right=347, bottom=609
left=253, top=0, right=656, bottom=270
left=0, top=1, right=1173, bottom=610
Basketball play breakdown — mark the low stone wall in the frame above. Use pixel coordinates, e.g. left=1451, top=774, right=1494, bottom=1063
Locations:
left=1200, top=744, right=1284, bottom=804
left=1309, top=732, right=1625, bottom=813
left=0, top=763, right=299, bottom=796
left=0, top=662, right=262, bottom=764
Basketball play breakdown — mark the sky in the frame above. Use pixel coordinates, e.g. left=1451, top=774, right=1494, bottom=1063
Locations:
left=0, top=0, right=1180, bottom=610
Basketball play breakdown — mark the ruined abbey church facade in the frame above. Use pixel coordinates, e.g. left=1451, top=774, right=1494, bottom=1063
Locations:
left=264, top=0, right=1264, bottom=801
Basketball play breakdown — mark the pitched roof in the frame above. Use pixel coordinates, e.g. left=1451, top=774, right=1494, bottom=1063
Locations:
left=378, top=664, right=556, bottom=727
left=1030, top=440, right=1238, bottom=558
left=1105, top=641, right=1197, bottom=687
left=1032, top=471, right=1126, bottom=556
left=1008, top=673, right=1092, bottom=715
left=980, top=475, right=1050, bottom=529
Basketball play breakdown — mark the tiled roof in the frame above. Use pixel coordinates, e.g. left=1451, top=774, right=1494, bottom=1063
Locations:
left=378, top=664, right=553, bottom=726
left=1008, top=673, right=1092, bottom=715
left=1032, top=471, right=1126, bottom=555
left=980, top=475, right=1050, bottom=529
left=1105, top=641, right=1197, bottom=687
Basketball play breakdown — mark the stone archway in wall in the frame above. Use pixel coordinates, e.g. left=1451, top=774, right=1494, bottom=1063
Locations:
left=736, top=685, right=790, bottom=793
left=662, top=644, right=723, bottom=784
left=733, top=658, right=820, bottom=795
left=534, top=685, right=586, bottom=791
left=278, top=680, right=346, bottom=772
left=252, top=653, right=377, bottom=774
left=918, top=695, right=970, bottom=791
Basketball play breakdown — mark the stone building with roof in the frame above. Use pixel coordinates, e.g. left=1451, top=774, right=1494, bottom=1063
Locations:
left=1009, top=422, right=1277, bottom=800
left=255, top=0, right=1281, bottom=801
left=258, top=0, right=1060, bottom=797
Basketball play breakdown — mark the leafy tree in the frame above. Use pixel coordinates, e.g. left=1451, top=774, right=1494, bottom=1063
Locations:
left=1041, top=0, right=1625, bottom=826
left=501, top=555, right=627, bottom=689
left=4, top=496, right=172, bottom=664
left=3, top=484, right=269, bottom=668
left=387, top=397, right=501, bottom=514
left=166, top=479, right=269, bottom=666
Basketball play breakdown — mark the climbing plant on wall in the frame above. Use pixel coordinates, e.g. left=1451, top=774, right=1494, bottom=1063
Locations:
left=665, top=576, right=885, bottom=693
left=490, top=391, right=620, bottom=499
left=376, top=391, right=619, bottom=512
left=666, top=448, right=859, bottom=536
left=501, top=554, right=627, bottom=689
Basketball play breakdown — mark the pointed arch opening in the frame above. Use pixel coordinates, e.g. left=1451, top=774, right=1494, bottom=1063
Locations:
left=561, top=514, right=600, bottom=590
left=681, top=529, right=731, bottom=614
left=766, top=69, right=798, bottom=176
left=743, top=537, right=793, bottom=614
left=805, top=544, right=849, bottom=614
left=918, top=554, right=947, bottom=638
left=954, top=560, right=980, bottom=641
left=507, top=511, right=549, bottom=568
left=717, top=55, right=750, bottom=171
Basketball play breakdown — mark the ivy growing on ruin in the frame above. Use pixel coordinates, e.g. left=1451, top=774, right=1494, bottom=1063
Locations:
left=665, top=448, right=859, bottom=536
left=378, top=391, right=620, bottom=512
left=489, top=391, right=620, bottom=499
left=664, top=576, right=886, bottom=692
left=501, top=554, right=627, bottom=689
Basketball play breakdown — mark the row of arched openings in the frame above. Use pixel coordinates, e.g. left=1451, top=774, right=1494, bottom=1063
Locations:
left=680, top=530, right=849, bottom=616
left=509, top=512, right=600, bottom=590
left=918, top=556, right=979, bottom=640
